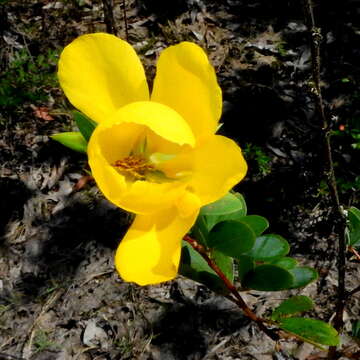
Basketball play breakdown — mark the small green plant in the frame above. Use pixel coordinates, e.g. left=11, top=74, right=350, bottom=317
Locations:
left=243, top=143, right=272, bottom=176
left=0, top=304, right=11, bottom=316
left=114, top=337, right=134, bottom=356
left=276, top=41, right=288, bottom=57
left=33, top=329, right=59, bottom=353
left=0, top=48, right=59, bottom=111
left=333, top=115, right=360, bottom=150
left=350, top=129, right=360, bottom=150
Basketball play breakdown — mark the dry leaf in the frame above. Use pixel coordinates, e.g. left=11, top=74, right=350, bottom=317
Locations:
left=31, top=105, right=54, bottom=121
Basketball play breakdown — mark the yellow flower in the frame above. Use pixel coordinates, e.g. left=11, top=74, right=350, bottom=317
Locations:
left=58, top=33, right=247, bottom=285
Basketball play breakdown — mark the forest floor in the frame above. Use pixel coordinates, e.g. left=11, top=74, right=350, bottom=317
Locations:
left=0, top=0, right=360, bottom=359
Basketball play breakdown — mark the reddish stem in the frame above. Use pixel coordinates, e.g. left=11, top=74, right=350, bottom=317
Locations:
left=183, top=235, right=279, bottom=341
left=349, top=246, right=360, bottom=262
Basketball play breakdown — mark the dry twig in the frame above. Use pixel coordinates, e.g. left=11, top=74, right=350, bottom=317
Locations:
left=122, top=0, right=129, bottom=41
left=102, top=0, right=117, bottom=35
left=303, top=1, right=347, bottom=358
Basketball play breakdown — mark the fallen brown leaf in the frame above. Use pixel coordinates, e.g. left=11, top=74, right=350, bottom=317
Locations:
left=31, top=104, right=54, bottom=121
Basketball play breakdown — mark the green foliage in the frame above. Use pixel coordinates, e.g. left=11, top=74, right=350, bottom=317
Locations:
left=243, top=144, right=271, bottom=176
left=179, top=241, right=228, bottom=294
left=271, top=296, right=314, bottom=321
left=191, top=215, right=210, bottom=247
left=0, top=48, right=59, bottom=111
left=288, top=266, right=318, bottom=289
left=183, top=192, right=318, bottom=292
left=242, top=264, right=294, bottom=291
left=199, top=192, right=247, bottom=232
left=343, top=116, right=360, bottom=150
left=347, top=206, right=360, bottom=246
left=237, top=215, right=269, bottom=236
left=352, top=320, right=360, bottom=339
left=212, top=250, right=234, bottom=283
left=244, top=234, right=290, bottom=261
left=51, top=111, right=97, bottom=152
left=237, top=255, right=254, bottom=281
left=114, top=337, right=134, bottom=356
left=33, top=330, right=59, bottom=353
left=74, top=111, right=97, bottom=141
left=330, top=116, right=360, bottom=195
left=270, top=298, right=339, bottom=348
left=208, top=220, right=256, bottom=258
left=350, top=130, right=360, bottom=150
left=0, top=304, right=11, bottom=316
left=276, top=41, right=288, bottom=57
left=270, top=257, right=297, bottom=269
left=278, top=318, right=339, bottom=347
left=51, top=132, right=87, bottom=153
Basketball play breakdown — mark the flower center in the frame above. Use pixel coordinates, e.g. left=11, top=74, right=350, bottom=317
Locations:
left=113, top=155, right=155, bottom=181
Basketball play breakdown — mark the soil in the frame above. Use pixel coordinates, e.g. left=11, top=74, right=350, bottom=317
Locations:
left=0, top=0, right=360, bottom=359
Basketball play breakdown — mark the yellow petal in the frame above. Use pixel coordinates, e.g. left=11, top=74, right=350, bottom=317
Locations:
left=151, top=42, right=222, bottom=140
left=188, top=135, right=248, bottom=205
left=175, top=190, right=201, bottom=218
left=115, top=207, right=199, bottom=285
left=106, top=101, right=195, bottom=147
left=58, top=33, right=149, bottom=123
left=88, top=102, right=195, bottom=214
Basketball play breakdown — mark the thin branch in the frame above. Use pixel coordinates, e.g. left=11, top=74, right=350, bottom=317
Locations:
left=349, top=246, right=360, bottom=262
left=102, top=0, right=117, bottom=35
left=122, top=0, right=129, bottom=42
left=183, top=235, right=280, bottom=342
left=0, top=354, right=25, bottom=360
left=303, top=1, right=347, bottom=358
left=347, top=284, right=360, bottom=298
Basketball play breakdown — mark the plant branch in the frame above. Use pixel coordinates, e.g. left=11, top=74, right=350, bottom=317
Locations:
left=303, top=1, right=347, bottom=358
left=122, top=0, right=129, bottom=41
left=347, top=284, right=360, bottom=298
left=183, top=235, right=280, bottom=342
left=349, top=246, right=360, bottom=262
left=102, top=0, right=117, bottom=35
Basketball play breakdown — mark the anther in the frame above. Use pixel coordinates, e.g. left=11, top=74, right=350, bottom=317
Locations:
left=113, top=155, right=155, bottom=180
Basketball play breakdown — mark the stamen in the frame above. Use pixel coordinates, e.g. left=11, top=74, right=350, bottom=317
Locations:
left=113, top=155, right=155, bottom=181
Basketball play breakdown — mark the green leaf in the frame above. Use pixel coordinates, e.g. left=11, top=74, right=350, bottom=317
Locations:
left=242, top=264, right=294, bottom=291
left=200, top=192, right=247, bottom=231
left=352, top=320, right=360, bottom=339
left=288, top=267, right=318, bottom=289
left=179, top=241, right=228, bottom=294
left=212, top=250, right=234, bottom=283
left=245, top=234, right=290, bottom=261
left=201, top=192, right=246, bottom=216
left=208, top=220, right=256, bottom=258
left=348, top=207, right=360, bottom=246
left=237, top=215, right=269, bottom=236
left=271, top=296, right=314, bottom=321
left=270, top=257, right=298, bottom=269
left=278, top=318, right=339, bottom=346
left=73, top=111, right=97, bottom=142
left=191, top=215, right=210, bottom=247
left=51, top=132, right=87, bottom=153
left=237, top=255, right=255, bottom=281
